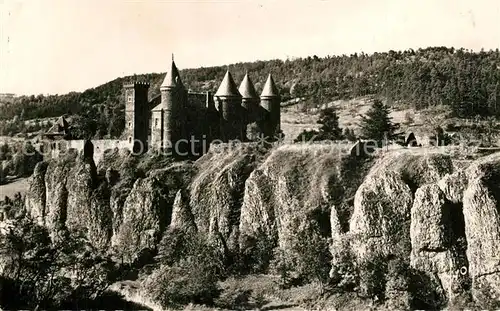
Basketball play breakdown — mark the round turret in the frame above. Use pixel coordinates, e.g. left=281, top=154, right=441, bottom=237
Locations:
left=260, top=74, right=281, bottom=139
left=239, top=72, right=260, bottom=127
left=214, top=70, right=243, bottom=141
left=157, top=58, right=186, bottom=150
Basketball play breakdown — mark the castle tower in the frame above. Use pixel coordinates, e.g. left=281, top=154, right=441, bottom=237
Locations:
left=124, top=82, right=150, bottom=153
left=155, top=58, right=186, bottom=151
left=214, top=70, right=243, bottom=141
left=239, top=72, right=259, bottom=137
left=205, top=91, right=220, bottom=143
left=260, top=74, right=281, bottom=139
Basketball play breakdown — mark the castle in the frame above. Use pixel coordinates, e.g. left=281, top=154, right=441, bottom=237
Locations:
left=39, top=58, right=282, bottom=161
left=124, top=58, right=282, bottom=154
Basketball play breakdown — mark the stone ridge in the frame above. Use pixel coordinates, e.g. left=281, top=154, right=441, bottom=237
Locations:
left=23, top=144, right=500, bottom=306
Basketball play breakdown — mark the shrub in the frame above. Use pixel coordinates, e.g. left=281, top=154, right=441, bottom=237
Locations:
left=143, top=260, right=220, bottom=308
left=329, top=238, right=358, bottom=291
left=214, top=287, right=252, bottom=310
left=145, top=231, right=225, bottom=309
left=269, top=225, right=332, bottom=289
left=239, top=230, right=276, bottom=274
left=357, top=254, right=387, bottom=300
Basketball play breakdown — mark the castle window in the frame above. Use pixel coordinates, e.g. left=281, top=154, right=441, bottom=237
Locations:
left=155, top=118, right=159, bottom=128
left=128, top=122, right=132, bottom=128
left=127, top=96, right=133, bottom=102
left=128, top=137, right=132, bottom=143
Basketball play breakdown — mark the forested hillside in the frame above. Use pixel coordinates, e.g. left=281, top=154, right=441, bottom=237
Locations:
left=1, top=47, right=500, bottom=138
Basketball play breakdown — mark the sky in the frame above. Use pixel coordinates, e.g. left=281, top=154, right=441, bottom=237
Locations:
left=1, top=0, right=499, bottom=95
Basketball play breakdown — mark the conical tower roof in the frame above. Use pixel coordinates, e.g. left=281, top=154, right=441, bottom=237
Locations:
left=215, top=70, right=241, bottom=97
left=161, top=58, right=184, bottom=89
left=261, top=74, right=280, bottom=98
left=238, top=73, right=259, bottom=99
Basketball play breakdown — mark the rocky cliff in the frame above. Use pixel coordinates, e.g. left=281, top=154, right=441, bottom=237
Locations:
left=24, top=144, right=500, bottom=307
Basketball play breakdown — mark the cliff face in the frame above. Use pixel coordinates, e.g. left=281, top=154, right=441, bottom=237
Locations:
left=24, top=145, right=500, bottom=306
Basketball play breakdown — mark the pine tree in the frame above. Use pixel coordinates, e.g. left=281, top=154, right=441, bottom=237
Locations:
left=317, top=107, right=342, bottom=140
left=360, top=99, right=398, bottom=145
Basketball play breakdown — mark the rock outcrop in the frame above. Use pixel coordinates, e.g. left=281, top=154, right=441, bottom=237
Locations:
left=462, top=155, right=500, bottom=301
left=25, top=162, right=48, bottom=225
left=22, top=144, right=500, bottom=307
left=190, top=143, right=261, bottom=250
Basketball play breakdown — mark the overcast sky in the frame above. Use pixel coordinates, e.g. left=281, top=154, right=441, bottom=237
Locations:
left=1, top=0, right=499, bottom=95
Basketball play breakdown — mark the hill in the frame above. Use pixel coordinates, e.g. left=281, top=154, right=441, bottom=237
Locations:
left=1, top=47, right=500, bottom=139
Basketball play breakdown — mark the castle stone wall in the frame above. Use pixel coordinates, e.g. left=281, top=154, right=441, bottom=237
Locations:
left=39, top=139, right=132, bottom=164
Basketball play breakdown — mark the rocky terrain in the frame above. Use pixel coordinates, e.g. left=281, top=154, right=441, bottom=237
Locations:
left=23, top=143, right=500, bottom=309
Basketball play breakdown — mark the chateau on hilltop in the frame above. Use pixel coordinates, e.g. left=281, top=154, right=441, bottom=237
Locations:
left=124, top=58, right=282, bottom=154
left=40, top=58, right=281, bottom=160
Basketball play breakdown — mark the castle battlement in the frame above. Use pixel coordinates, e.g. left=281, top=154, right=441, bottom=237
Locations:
left=123, top=81, right=151, bottom=88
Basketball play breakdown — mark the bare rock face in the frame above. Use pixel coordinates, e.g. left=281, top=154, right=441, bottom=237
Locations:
left=410, top=184, right=469, bottom=305
left=340, top=151, right=457, bottom=307
left=112, top=176, right=169, bottom=260
left=170, top=190, right=196, bottom=232
left=349, top=170, right=413, bottom=260
left=110, top=161, right=194, bottom=260
left=462, top=157, right=500, bottom=301
left=25, top=161, right=48, bottom=225
left=239, top=144, right=370, bottom=263
left=190, top=144, right=259, bottom=248
left=66, top=160, right=95, bottom=233
left=43, top=152, right=77, bottom=231
left=349, top=151, right=454, bottom=259
left=23, top=143, right=500, bottom=307
left=438, top=170, right=468, bottom=203
left=411, top=184, right=450, bottom=252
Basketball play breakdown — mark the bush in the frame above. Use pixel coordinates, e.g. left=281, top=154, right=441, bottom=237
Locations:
left=238, top=230, right=276, bottom=274
left=143, top=261, right=220, bottom=308
left=269, top=224, right=332, bottom=289
left=358, top=254, right=387, bottom=300
left=431, top=126, right=452, bottom=146
left=145, top=231, right=225, bottom=309
left=329, top=238, right=358, bottom=291
left=214, top=287, right=252, bottom=310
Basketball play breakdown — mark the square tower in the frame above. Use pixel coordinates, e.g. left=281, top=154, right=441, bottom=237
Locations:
left=123, top=82, right=150, bottom=154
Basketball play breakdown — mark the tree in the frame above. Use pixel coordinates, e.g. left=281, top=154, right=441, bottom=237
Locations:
left=360, top=99, right=398, bottom=145
left=0, top=218, right=116, bottom=310
left=317, top=107, right=343, bottom=140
